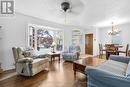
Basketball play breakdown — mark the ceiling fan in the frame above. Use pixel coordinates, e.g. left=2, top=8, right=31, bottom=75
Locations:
left=48, top=0, right=84, bottom=17
left=61, top=1, right=71, bottom=12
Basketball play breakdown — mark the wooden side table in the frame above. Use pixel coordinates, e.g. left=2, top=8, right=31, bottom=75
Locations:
left=48, top=52, right=61, bottom=63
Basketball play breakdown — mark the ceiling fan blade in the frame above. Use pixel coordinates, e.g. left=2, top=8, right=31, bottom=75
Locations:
left=70, top=0, right=84, bottom=7
left=47, top=0, right=84, bottom=18
left=71, top=6, right=84, bottom=15
left=71, top=2, right=84, bottom=12
left=70, top=11, right=80, bottom=15
left=46, top=0, right=62, bottom=9
left=50, top=9, right=66, bottom=18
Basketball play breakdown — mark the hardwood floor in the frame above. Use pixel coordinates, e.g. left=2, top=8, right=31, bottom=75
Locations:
left=0, top=60, right=86, bottom=87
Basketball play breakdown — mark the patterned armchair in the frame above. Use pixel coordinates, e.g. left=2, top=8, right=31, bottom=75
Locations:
left=12, top=47, right=49, bottom=76
left=62, top=45, right=81, bottom=61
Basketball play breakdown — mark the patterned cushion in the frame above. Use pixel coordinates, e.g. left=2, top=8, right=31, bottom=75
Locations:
left=23, top=50, right=39, bottom=58
left=23, top=51, right=31, bottom=57
left=126, top=61, right=130, bottom=76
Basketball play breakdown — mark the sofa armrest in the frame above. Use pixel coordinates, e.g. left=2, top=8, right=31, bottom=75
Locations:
left=85, top=66, right=130, bottom=87
left=109, top=55, right=130, bottom=64
left=17, top=57, right=33, bottom=63
left=85, top=66, right=96, bottom=74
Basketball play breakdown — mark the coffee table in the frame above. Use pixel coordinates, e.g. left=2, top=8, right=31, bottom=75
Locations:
left=48, top=52, right=61, bottom=63
left=73, top=57, right=105, bottom=77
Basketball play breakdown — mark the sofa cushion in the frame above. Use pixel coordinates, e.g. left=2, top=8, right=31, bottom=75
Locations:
left=126, top=61, right=130, bottom=76
left=32, top=58, right=49, bottom=67
left=97, top=60, right=127, bottom=76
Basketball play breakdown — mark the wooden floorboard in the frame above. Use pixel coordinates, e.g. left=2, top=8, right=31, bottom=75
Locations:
left=0, top=60, right=87, bottom=87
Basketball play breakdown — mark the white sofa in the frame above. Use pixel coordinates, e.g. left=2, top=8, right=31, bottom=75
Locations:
left=12, top=47, right=49, bottom=76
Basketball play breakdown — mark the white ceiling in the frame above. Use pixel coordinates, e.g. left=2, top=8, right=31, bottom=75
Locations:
left=15, top=0, right=130, bottom=28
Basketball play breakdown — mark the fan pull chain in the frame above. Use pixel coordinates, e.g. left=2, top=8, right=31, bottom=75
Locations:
left=64, top=12, right=67, bottom=24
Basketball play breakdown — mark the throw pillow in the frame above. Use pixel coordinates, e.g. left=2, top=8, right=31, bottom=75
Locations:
left=24, top=50, right=38, bottom=58
left=23, top=51, right=31, bottom=57
left=126, top=61, right=130, bottom=76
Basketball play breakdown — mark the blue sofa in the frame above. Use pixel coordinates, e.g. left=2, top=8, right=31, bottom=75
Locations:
left=85, top=55, right=130, bottom=87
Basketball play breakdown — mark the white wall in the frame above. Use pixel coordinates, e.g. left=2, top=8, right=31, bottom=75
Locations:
left=82, top=23, right=130, bottom=56
left=0, top=12, right=74, bottom=70
left=3, top=12, right=130, bottom=71
left=63, top=28, right=72, bottom=51
left=99, top=23, right=130, bottom=50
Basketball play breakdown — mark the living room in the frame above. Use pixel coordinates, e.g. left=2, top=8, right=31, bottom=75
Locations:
left=0, top=0, right=130, bottom=87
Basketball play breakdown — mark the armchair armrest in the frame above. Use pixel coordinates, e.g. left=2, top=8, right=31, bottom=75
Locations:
left=17, top=57, right=33, bottom=63
left=109, top=55, right=130, bottom=64
left=85, top=66, right=130, bottom=87
left=62, top=52, right=77, bottom=55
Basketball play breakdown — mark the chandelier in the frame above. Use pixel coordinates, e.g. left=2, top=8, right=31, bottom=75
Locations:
left=108, top=22, right=121, bottom=36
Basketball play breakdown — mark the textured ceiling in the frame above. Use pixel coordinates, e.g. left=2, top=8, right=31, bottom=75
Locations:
left=15, top=0, right=130, bottom=28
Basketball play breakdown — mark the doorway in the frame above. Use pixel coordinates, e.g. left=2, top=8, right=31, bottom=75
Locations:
left=85, top=34, right=93, bottom=55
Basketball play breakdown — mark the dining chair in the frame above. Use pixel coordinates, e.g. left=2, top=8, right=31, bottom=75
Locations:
left=118, top=44, right=129, bottom=56
left=99, top=44, right=106, bottom=58
left=105, top=44, right=118, bottom=60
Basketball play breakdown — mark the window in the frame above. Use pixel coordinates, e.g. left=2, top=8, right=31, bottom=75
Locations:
left=27, top=24, right=63, bottom=52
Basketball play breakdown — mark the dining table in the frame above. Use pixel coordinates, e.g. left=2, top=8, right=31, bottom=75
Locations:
left=105, top=44, right=123, bottom=60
